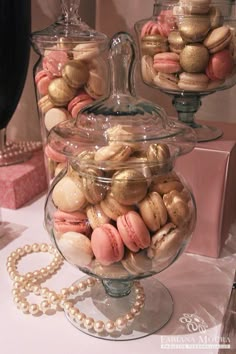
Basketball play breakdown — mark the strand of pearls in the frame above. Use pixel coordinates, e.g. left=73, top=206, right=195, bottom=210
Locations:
left=6, top=243, right=145, bottom=334
left=0, top=141, right=42, bottom=160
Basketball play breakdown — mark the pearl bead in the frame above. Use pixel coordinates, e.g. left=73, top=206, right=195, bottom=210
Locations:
left=32, top=244, right=40, bottom=252
left=78, top=281, right=87, bottom=292
left=13, top=281, right=22, bottom=289
left=20, top=301, right=29, bottom=313
left=49, top=292, right=59, bottom=305
left=40, top=287, right=50, bottom=297
left=86, top=278, right=96, bottom=288
left=94, top=320, right=105, bottom=333
left=63, top=301, right=73, bottom=311
left=68, top=285, right=79, bottom=295
left=84, top=317, right=94, bottom=330
left=115, top=317, right=127, bottom=330
left=29, top=303, right=39, bottom=315
left=60, top=288, right=70, bottom=298
left=125, top=312, right=135, bottom=323
left=40, top=300, right=51, bottom=313
left=105, top=320, right=116, bottom=333
left=40, top=243, right=48, bottom=252
left=75, top=312, right=86, bottom=324
left=16, top=248, right=25, bottom=256
left=130, top=306, right=141, bottom=316
left=13, top=296, right=22, bottom=305
left=134, top=300, right=144, bottom=309
left=68, top=307, right=79, bottom=318
left=23, top=244, right=32, bottom=253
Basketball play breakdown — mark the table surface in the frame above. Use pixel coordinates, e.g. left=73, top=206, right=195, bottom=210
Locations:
left=1, top=194, right=236, bottom=354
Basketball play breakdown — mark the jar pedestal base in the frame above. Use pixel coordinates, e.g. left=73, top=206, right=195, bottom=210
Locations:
left=64, top=275, right=173, bottom=341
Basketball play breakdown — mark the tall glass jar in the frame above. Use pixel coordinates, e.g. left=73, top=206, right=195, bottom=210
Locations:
left=31, top=0, right=109, bottom=184
left=44, top=32, right=197, bottom=340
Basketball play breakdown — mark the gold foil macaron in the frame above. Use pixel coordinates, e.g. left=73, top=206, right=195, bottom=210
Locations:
left=141, top=35, right=169, bottom=56
left=48, top=78, right=77, bottom=106
left=180, top=44, right=210, bottom=73
left=179, top=15, right=211, bottom=43
left=62, top=60, right=89, bottom=89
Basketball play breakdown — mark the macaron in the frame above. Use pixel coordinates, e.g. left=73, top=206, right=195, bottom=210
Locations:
left=86, top=204, right=111, bottom=230
left=43, top=50, right=68, bottom=77
left=138, top=191, right=167, bottom=232
left=203, top=26, right=233, bottom=54
left=57, top=231, right=94, bottom=267
left=163, top=190, right=191, bottom=227
left=44, top=107, right=71, bottom=132
left=48, top=78, right=77, bottom=106
left=121, top=250, right=152, bottom=275
left=91, top=224, right=124, bottom=266
left=141, top=21, right=160, bottom=38
left=94, top=143, right=132, bottom=162
left=179, top=44, right=210, bottom=73
left=147, top=223, right=183, bottom=262
left=178, top=15, right=211, bottom=43
left=168, top=31, right=185, bottom=54
left=178, top=0, right=212, bottom=15
left=62, top=60, right=89, bottom=89
left=84, top=69, right=106, bottom=99
left=209, top=6, right=223, bottom=29
left=38, top=95, right=54, bottom=114
left=141, top=35, right=169, bottom=56
left=157, top=9, right=177, bottom=37
left=206, top=49, right=234, bottom=80
left=117, top=211, right=151, bottom=253
left=35, top=70, right=52, bottom=96
left=45, top=144, right=67, bottom=163
left=82, top=167, right=107, bottom=204
left=141, top=55, right=156, bottom=84
left=68, top=91, right=93, bottom=118
left=153, top=52, right=181, bottom=74
left=150, top=172, right=184, bottom=195
left=111, top=168, right=148, bottom=206
left=52, top=174, right=87, bottom=212
left=53, top=210, right=91, bottom=236
left=100, top=192, right=135, bottom=221
left=73, top=42, right=100, bottom=62
left=153, top=72, right=179, bottom=91
left=178, top=72, right=209, bottom=91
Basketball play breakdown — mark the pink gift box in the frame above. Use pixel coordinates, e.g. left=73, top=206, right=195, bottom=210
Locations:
left=175, top=122, right=236, bottom=258
left=0, top=150, right=47, bottom=209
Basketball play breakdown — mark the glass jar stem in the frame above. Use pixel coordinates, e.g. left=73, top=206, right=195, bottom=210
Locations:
left=102, top=279, right=133, bottom=298
left=60, top=0, right=81, bottom=25
left=172, top=95, right=202, bottom=129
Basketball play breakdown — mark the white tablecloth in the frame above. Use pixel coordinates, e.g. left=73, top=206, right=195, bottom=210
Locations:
left=1, top=195, right=236, bottom=354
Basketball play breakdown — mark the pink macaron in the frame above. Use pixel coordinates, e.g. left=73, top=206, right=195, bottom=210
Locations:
left=117, top=211, right=151, bottom=253
left=153, top=52, right=181, bottom=74
left=45, top=144, right=67, bottom=163
left=206, top=49, right=234, bottom=81
left=157, top=10, right=177, bottom=37
left=91, top=224, right=124, bottom=266
left=68, top=90, right=93, bottom=118
left=54, top=210, right=91, bottom=236
left=35, top=69, right=52, bottom=96
left=43, top=50, right=68, bottom=77
left=141, top=21, right=160, bottom=38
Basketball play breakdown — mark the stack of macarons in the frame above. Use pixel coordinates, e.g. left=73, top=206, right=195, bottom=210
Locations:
left=139, top=0, right=236, bottom=92
left=48, top=123, right=196, bottom=278
left=35, top=39, right=108, bottom=181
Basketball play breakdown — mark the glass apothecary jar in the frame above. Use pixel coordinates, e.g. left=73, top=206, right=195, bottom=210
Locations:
left=134, top=0, right=236, bottom=142
left=31, top=0, right=109, bottom=184
left=44, top=32, right=197, bottom=340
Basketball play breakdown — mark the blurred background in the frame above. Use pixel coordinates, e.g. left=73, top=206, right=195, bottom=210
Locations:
left=8, top=0, right=236, bottom=143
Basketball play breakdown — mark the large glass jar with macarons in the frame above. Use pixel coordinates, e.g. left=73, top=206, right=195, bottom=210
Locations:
left=44, top=32, right=197, bottom=340
left=135, top=0, right=236, bottom=142
left=31, top=0, right=109, bottom=184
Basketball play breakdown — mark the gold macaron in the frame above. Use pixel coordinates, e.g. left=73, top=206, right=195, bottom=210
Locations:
left=62, top=60, right=89, bottom=89
left=141, top=35, right=169, bottom=56
left=48, top=78, right=77, bottom=106
left=180, top=44, right=210, bottom=73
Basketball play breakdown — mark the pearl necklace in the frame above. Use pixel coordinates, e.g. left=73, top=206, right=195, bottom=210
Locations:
left=6, top=243, right=145, bottom=334
left=0, top=141, right=42, bottom=160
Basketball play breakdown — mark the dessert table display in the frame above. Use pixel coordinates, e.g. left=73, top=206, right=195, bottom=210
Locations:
left=135, top=0, right=236, bottom=142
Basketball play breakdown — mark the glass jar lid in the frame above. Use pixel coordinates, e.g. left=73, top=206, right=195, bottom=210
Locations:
left=31, top=0, right=108, bottom=54
left=48, top=32, right=196, bottom=168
